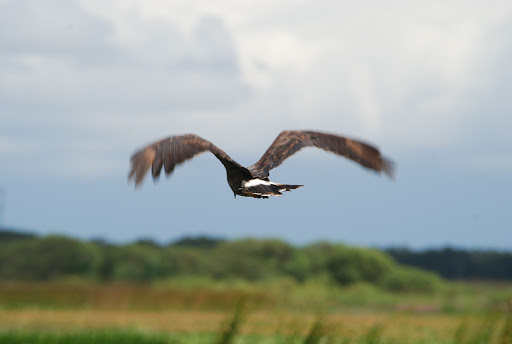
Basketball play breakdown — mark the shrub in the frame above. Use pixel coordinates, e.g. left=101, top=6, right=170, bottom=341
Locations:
left=382, top=266, right=443, bottom=293
left=0, top=235, right=100, bottom=280
left=326, top=247, right=394, bottom=285
left=110, top=244, right=163, bottom=282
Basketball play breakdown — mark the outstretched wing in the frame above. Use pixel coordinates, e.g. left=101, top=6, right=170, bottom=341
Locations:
left=128, top=134, right=248, bottom=186
left=248, top=130, right=395, bottom=178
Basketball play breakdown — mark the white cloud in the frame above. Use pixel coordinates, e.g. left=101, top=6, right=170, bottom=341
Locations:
left=1, top=0, right=511, bottom=178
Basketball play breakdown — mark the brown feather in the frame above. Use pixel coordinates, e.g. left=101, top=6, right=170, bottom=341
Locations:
left=248, top=130, right=395, bottom=178
left=128, top=134, right=249, bottom=187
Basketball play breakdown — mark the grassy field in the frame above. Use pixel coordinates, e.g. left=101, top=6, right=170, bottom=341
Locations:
left=0, top=281, right=511, bottom=343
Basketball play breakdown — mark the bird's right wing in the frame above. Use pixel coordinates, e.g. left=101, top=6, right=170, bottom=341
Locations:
left=128, top=134, right=248, bottom=186
left=248, top=130, right=395, bottom=178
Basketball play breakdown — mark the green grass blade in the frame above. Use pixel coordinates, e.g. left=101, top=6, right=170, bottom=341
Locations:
left=214, top=301, right=246, bottom=344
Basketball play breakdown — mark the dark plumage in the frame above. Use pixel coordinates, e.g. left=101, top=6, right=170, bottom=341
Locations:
left=128, top=130, right=394, bottom=198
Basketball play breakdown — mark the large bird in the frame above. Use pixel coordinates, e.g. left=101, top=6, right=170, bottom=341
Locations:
left=129, top=130, right=394, bottom=199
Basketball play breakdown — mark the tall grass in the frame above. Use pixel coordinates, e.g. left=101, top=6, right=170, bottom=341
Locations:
left=360, top=324, right=384, bottom=344
left=0, top=280, right=509, bottom=313
left=0, top=312, right=511, bottom=344
left=452, top=313, right=512, bottom=344
left=0, top=281, right=511, bottom=343
left=214, top=300, right=245, bottom=344
left=501, top=311, right=512, bottom=344
left=0, top=330, right=169, bottom=344
left=302, top=318, right=332, bottom=344
left=0, top=282, right=267, bottom=310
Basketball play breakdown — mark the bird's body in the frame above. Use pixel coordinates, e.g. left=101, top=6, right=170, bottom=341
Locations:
left=129, top=130, right=394, bottom=198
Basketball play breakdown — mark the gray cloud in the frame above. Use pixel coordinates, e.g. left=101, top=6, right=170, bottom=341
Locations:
left=0, top=0, right=114, bottom=58
left=0, top=1, right=250, bottom=177
left=1, top=0, right=512, bottom=178
left=0, top=1, right=248, bottom=113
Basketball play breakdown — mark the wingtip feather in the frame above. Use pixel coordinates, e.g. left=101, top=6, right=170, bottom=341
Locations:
left=381, top=157, right=396, bottom=180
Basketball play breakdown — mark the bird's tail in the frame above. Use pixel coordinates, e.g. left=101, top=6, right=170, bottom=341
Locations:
left=274, top=183, right=303, bottom=192
left=241, top=182, right=303, bottom=198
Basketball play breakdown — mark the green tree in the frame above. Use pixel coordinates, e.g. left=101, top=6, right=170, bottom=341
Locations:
left=0, top=235, right=100, bottom=280
left=160, top=246, right=210, bottom=277
left=170, top=235, right=225, bottom=248
left=382, top=266, right=443, bottom=292
left=0, top=229, right=36, bottom=243
left=183, top=239, right=292, bottom=281
left=284, top=249, right=312, bottom=282
left=110, top=244, right=163, bottom=282
left=326, top=247, right=394, bottom=285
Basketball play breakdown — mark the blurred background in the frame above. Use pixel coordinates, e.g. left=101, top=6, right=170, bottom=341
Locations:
left=0, top=1, right=511, bottom=343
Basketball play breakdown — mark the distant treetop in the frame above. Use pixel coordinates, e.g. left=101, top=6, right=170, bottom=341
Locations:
left=170, top=235, right=225, bottom=248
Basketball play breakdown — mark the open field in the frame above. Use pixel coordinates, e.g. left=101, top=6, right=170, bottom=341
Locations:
left=0, top=308, right=506, bottom=340
left=0, top=308, right=511, bottom=343
left=0, top=281, right=511, bottom=343
left=0, top=279, right=511, bottom=311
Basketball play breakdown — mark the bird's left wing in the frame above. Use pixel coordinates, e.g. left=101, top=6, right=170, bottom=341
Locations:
left=248, top=130, right=395, bottom=178
left=128, top=134, right=246, bottom=186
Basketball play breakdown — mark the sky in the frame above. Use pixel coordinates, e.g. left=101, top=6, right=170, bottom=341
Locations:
left=0, top=0, right=511, bottom=249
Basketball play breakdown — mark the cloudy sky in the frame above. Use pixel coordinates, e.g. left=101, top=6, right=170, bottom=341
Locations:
left=1, top=0, right=511, bottom=248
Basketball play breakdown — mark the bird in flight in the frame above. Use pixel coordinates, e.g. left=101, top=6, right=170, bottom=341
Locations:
left=129, top=130, right=394, bottom=199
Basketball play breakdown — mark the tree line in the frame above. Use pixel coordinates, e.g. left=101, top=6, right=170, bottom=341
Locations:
left=385, top=247, right=512, bottom=280
left=1, top=228, right=511, bottom=290
left=0, top=229, right=445, bottom=292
